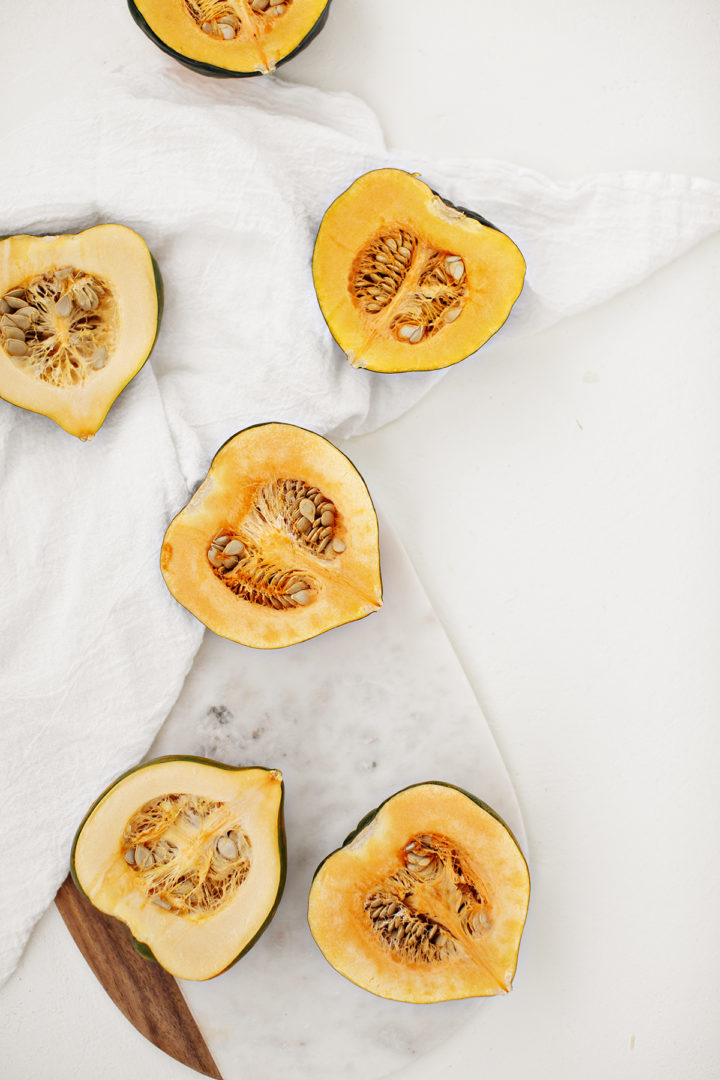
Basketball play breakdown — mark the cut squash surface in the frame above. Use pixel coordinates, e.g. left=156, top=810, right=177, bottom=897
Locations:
left=161, top=423, right=382, bottom=648
left=72, top=756, right=286, bottom=981
left=308, top=782, right=530, bottom=1002
left=312, top=169, right=525, bottom=373
left=129, top=0, right=331, bottom=76
left=0, top=225, right=160, bottom=438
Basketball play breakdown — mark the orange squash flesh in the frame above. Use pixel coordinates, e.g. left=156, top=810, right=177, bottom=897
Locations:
left=161, top=423, right=382, bottom=649
left=130, top=0, right=331, bottom=76
left=308, top=782, right=530, bottom=1003
left=312, top=169, right=525, bottom=373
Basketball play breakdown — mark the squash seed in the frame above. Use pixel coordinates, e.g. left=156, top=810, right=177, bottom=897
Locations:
left=5, top=339, right=27, bottom=356
left=122, top=792, right=253, bottom=917
left=445, top=256, right=465, bottom=281
left=208, top=547, right=224, bottom=568
left=207, top=477, right=342, bottom=609
left=134, top=845, right=154, bottom=870
left=331, top=538, right=345, bottom=553
left=286, top=580, right=310, bottom=594
left=216, top=834, right=238, bottom=860
left=0, top=268, right=115, bottom=386
left=363, top=831, right=491, bottom=964
left=351, top=228, right=468, bottom=342
left=55, top=294, right=72, bottom=317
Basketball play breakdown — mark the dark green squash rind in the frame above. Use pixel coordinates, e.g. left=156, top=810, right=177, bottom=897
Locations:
left=127, top=0, right=331, bottom=78
left=218, top=781, right=286, bottom=974
left=429, top=188, right=500, bottom=232
left=131, top=936, right=157, bottom=962
left=70, top=755, right=286, bottom=977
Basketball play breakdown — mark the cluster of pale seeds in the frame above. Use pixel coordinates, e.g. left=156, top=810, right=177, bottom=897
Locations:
left=122, top=793, right=252, bottom=917
left=0, top=268, right=113, bottom=386
left=363, top=833, right=489, bottom=963
left=277, top=479, right=346, bottom=555
left=208, top=531, right=315, bottom=608
left=206, top=479, right=346, bottom=610
left=185, top=0, right=291, bottom=39
left=364, top=890, right=456, bottom=963
left=350, top=226, right=467, bottom=344
left=351, top=228, right=418, bottom=313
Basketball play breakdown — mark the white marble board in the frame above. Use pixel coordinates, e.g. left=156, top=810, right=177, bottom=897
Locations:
left=147, top=511, right=528, bottom=1080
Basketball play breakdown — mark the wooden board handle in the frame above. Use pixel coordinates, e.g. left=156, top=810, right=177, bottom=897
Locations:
left=55, top=875, right=223, bottom=1080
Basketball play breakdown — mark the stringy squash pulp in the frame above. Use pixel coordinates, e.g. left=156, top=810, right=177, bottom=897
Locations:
left=72, top=757, right=286, bottom=981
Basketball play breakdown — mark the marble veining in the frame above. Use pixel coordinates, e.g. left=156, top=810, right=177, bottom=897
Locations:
left=148, top=512, right=527, bottom=1079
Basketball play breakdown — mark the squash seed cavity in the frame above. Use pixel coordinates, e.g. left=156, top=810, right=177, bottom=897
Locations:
left=207, top=478, right=346, bottom=609
left=121, top=793, right=252, bottom=917
left=349, top=227, right=467, bottom=344
left=0, top=269, right=116, bottom=386
left=184, top=0, right=293, bottom=40
left=364, top=833, right=491, bottom=964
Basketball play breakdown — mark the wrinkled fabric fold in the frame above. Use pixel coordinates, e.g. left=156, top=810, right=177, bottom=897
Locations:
left=1, top=65, right=718, bottom=985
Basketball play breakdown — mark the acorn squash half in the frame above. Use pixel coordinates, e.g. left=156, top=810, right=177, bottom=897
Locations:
left=0, top=225, right=161, bottom=439
left=312, top=168, right=525, bottom=373
left=308, top=782, right=530, bottom=1003
left=128, top=0, right=331, bottom=77
left=71, top=756, right=286, bottom=981
left=161, top=423, right=382, bottom=648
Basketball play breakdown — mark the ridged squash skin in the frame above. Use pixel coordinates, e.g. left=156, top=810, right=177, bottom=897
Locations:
left=71, top=756, right=286, bottom=981
left=160, top=423, right=382, bottom=649
left=128, top=0, right=331, bottom=77
left=0, top=224, right=161, bottom=439
left=312, top=168, right=526, bottom=373
left=308, top=782, right=530, bottom=1003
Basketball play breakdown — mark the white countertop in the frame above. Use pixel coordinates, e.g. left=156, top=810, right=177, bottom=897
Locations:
left=2, top=1, right=719, bottom=1078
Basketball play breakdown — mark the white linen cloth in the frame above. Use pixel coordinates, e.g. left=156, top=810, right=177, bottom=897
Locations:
left=1, top=65, right=718, bottom=985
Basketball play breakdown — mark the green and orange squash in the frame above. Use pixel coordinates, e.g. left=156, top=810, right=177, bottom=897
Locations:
left=312, top=168, right=525, bottom=373
left=160, top=423, right=382, bottom=648
left=128, top=0, right=332, bottom=77
left=308, top=781, right=530, bottom=1002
